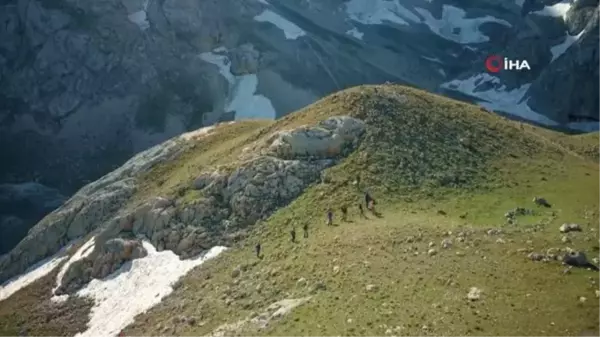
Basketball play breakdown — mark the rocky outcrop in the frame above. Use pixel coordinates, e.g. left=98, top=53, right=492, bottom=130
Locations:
left=527, top=3, right=599, bottom=124
left=0, top=134, right=187, bottom=283
left=264, top=116, right=366, bottom=159
left=0, top=116, right=366, bottom=289
left=56, top=237, right=147, bottom=295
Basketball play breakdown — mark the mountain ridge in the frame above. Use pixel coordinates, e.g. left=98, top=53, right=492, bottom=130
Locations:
left=0, top=84, right=598, bottom=336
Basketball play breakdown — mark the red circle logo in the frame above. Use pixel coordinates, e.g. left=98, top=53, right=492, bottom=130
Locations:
left=485, top=55, right=502, bottom=73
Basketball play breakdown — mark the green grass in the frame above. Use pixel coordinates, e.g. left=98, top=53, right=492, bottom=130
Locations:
left=122, top=85, right=599, bottom=336
left=1, top=85, right=598, bottom=336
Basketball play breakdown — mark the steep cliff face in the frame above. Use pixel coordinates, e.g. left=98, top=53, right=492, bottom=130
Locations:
left=0, top=0, right=597, bottom=196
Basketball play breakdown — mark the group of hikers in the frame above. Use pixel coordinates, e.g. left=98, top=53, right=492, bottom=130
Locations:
left=254, top=190, right=379, bottom=258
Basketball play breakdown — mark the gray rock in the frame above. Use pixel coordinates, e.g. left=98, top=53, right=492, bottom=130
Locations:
left=528, top=252, right=545, bottom=261
left=231, top=266, right=241, bottom=278
left=264, top=117, right=366, bottom=160
left=365, top=284, right=378, bottom=292
left=532, top=197, right=551, bottom=208
left=563, top=251, right=599, bottom=270
left=559, top=223, right=582, bottom=233
left=229, top=43, right=260, bottom=76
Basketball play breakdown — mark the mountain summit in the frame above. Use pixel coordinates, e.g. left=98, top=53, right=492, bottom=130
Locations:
left=1, top=0, right=598, bottom=195
left=0, top=85, right=598, bottom=336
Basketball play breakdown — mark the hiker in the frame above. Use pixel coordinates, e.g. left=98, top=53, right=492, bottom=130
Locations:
left=255, top=242, right=261, bottom=258
left=365, top=191, right=374, bottom=211
left=358, top=203, right=366, bottom=218
left=341, top=205, right=348, bottom=222
left=327, top=208, right=334, bottom=226
left=303, top=223, right=309, bottom=238
left=368, top=199, right=376, bottom=213
left=290, top=228, right=296, bottom=243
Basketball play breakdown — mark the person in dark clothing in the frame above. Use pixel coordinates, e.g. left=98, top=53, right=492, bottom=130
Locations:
left=290, top=228, right=296, bottom=242
left=255, top=242, right=261, bottom=258
left=358, top=203, right=366, bottom=218
left=369, top=199, right=377, bottom=214
left=341, top=206, right=348, bottom=222
left=303, top=223, right=309, bottom=238
left=327, top=208, right=334, bottom=226
left=365, top=191, right=372, bottom=209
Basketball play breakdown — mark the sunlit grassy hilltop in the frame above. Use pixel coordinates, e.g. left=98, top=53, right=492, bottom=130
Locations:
left=0, top=85, right=598, bottom=336
left=124, top=85, right=600, bottom=336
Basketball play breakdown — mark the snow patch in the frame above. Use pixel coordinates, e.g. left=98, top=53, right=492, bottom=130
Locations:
left=345, top=1, right=510, bottom=44
left=346, top=27, right=364, bottom=40
left=533, top=0, right=572, bottom=20
left=0, top=254, right=68, bottom=302
left=70, top=242, right=226, bottom=337
left=415, top=5, right=512, bottom=44
left=345, top=0, right=420, bottom=26
left=254, top=10, right=306, bottom=40
left=228, top=75, right=277, bottom=120
left=441, top=73, right=558, bottom=126
left=550, top=29, right=585, bottom=62
left=52, top=237, right=96, bottom=295
left=421, top=56, right=444, bottom=64
left=128, top=11, right=150, bottom=30
left=200, top=50, right=277, bottom=120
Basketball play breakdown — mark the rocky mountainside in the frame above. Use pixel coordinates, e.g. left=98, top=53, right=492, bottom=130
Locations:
left=0, top=0, right=598, bottom=273
left=0, top=85, right=598, bottom=336
left=1, top=0, right=598, bottom=195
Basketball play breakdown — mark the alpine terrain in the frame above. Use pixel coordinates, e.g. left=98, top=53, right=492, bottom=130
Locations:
left=0, top=85, right=598, bottom=336
left=1, top=0, right=599, bottom=252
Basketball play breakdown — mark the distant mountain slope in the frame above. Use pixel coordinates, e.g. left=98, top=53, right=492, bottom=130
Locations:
left=0, top=0, right=597, bottom=197
left=0, top=84, right=598, bottom=336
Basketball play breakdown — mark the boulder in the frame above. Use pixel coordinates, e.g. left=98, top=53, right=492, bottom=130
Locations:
left=532, top=197, right=551, bottom=208
left=266, top=117, right=366, bottom=160
left=57, top=237, right=147, bottom=294
left=563, top=251, right=599, bottom=270
left=559, top=223, right=582, bottom=233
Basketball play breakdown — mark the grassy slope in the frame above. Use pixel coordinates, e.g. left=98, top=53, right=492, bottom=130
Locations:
left=0, top=85, right=597, bottom=336
left=122, top=85, right=599, bottom=336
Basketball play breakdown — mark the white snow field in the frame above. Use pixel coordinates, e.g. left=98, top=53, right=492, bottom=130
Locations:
left=533, top=0, right=572, bottom=20
left=346, top=27, right=364, bottom=40
left=0, top=253, right=68, bottom=302
left=61, top=242, right=227, bottom=337
left=254, top=10, right=307, bottom=40
left=345, top=0, right=420, bottom=26
left=550, top=29, right=586, bottom=62
left=414, top=5, right=511, bottom=44
left=345, top=0, right=511, bottom=44
left=441, top=73, right=558, bottom=126
left=199, top=50, right=277, bottom=120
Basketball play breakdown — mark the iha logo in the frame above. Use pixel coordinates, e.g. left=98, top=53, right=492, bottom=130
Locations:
left=485, top=55, right=531, bottom=73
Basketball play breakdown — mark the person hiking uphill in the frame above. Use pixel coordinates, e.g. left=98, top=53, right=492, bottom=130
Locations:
left=303, top=223, right=309, bottom=238
left=327, top=208, right=334, bottom=226
left=341, top=205, right=348, bottom=222
left=290, top=227, right=296, bottom=243
left=364, top=191, right=374, bottom=211
left=255, top=242, right=261, bottom=258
